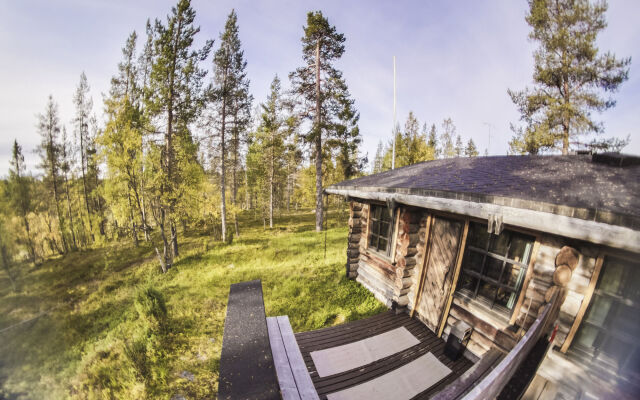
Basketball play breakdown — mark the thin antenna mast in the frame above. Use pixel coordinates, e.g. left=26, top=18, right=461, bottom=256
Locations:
left=392, top=56, right=397, bottom=170
left=483, top=122, right=494, bottom=156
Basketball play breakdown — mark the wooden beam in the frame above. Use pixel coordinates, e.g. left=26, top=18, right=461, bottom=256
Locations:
left=560, top=254, right=605, bottom=353
left=437, top=219, right=470, bottom=338
left=363, top=204, right=371, bottom=249
left=510, top=240, right=541, bottom=325
left=390, top=207, right=401, bottom=263
left=324, top=188, right=640, bottom=254
left=410, top=214, right=433, bottom=318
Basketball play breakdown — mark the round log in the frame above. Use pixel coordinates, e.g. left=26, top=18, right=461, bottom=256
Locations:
left=553, top=265, right=572, bottom=286
left=555, top=246, right=580, bottom=271
left=544, top=286, right=558, bottom=303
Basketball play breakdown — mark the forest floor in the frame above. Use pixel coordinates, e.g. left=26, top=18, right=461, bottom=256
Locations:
left=0, top=208, right=385, bottom=399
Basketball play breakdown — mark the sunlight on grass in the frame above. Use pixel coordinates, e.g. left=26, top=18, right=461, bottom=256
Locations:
left=0, top=209, right=385, bottom=399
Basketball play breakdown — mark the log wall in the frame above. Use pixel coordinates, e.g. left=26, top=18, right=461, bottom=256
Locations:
left=346, top=202, right=364, bottom=279
left=345, top=200, right=638, bottom=398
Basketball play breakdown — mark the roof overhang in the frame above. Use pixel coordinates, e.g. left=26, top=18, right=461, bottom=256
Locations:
left=326, top=187, right=640, bottom=254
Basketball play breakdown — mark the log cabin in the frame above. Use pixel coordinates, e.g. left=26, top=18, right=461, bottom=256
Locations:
left=324, top=153, right=640, bottom=399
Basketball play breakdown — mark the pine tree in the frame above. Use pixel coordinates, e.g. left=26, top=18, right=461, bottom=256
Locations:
left=8, top=140, right=37, bottom=263
left=36, top=95, right=67, bottom=254
left=210, top=9, right=250, bottom=242
left=508, top=0, right=630, bottom=154
left=465, top=138, right=479, bottom=157
left=290, top=11, right=348, bottom=232
left=146, top=0, right=212, bottom=271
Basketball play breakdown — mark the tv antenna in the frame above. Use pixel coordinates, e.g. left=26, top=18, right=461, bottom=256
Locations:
left=392, top=56, right=397, bottom=170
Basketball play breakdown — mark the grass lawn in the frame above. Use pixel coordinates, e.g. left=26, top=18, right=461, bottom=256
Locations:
left=0, top=209, right=386, bottom=399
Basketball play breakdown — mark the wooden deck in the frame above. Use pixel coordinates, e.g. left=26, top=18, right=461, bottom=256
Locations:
left=294, top=310, right=474, bottom=399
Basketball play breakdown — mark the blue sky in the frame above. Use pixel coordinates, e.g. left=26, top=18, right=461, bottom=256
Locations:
left=1, top=0, right=639, bottom=176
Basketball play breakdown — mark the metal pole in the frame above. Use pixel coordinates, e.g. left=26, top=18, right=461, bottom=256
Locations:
left=392, top=56, right=397, bottom=170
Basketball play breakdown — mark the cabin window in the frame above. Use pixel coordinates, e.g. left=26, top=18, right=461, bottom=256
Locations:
left=368, top=204, right=394, bottom=257
left=456, top=222, right=534, bottom=316
left=570, top=256, right=640, bottom=378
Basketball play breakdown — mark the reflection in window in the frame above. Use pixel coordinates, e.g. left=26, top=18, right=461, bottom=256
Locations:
left=572, top=256, right=640, bottom=378
left=456, top=222, right=534, bottom=316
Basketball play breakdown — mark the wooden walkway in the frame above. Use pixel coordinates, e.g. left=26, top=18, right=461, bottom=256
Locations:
left=294, top=310, right=474, bottom=399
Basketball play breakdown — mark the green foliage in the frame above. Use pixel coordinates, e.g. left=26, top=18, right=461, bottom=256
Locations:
left=134, top=287, right=168, bottom=334
left=508, top=0, right=631, bottom=154
left=0, top=209, right=384, bottom=399
left=381, top=112, right=436, bottom=170
left=465, top=138, right=479, bottom=157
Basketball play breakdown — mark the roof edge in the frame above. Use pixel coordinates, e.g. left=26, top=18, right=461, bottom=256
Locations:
left=325, top=187, right=640, bottom=254
left=325, top=185, right=639, bottom=231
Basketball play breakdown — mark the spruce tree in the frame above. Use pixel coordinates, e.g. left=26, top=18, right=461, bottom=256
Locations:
left=60, top=127, right=78, bottom=249
left=37, top=95, right=67, bottom=254
left=210, top=9, right=250, bottom=242
left=508, top=0, right=630, bottom=154
left=290, top=11, right=348, bottom=232
left=465, top=138, right=479, bottom=157
left=331, top=78, right=363, bottom=180
left=427, top=124, right=438, bottom=159
left=73, top=72, right=95, bottom=237
left=455, top=135, right=464, bottom=157
left=8, top=140, right=36, bottom=263
left=372, top=141, right=385, bottom=173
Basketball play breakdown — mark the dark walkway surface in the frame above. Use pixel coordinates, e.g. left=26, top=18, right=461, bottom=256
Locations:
left=294, top=311, right=474, bottom=399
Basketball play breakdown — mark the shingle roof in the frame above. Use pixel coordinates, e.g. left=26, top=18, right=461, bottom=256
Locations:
left=327, top=154, right=640, bottom=229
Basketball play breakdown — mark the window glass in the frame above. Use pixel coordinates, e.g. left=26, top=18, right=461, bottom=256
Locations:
left=368, top=204, right=394, bottom=255
left=572, top=256, right=640, bottom=377
left=489, top=232, right=510, bottom=255
left=455, top=222, right=534, bottom=316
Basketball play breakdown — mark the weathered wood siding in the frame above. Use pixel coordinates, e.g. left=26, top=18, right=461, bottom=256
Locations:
left=415, top=217, right=463, bottom=332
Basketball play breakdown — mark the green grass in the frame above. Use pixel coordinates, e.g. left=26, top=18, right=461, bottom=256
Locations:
left=0, top=209, right=385, bottom=399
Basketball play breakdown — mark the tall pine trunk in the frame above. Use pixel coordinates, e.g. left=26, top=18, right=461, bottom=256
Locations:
left=269, top=129, right=274, bottom=229
left=219, top=67, right=228, bottom=243
left=314, top=41, right=323, bottom=232
left=232, top=112, right=240, bottom=237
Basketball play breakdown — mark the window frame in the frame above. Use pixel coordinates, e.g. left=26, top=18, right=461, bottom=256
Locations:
left=455, top=222, right=535, bottom=318
left=367, top=204, right=395, bottom=259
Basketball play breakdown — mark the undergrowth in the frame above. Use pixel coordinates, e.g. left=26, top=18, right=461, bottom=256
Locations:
left=0, top=209, right=385, bottom=399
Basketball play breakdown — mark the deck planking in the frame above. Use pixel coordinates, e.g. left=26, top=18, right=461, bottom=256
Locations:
left=294, top=311, right=474, bottom=399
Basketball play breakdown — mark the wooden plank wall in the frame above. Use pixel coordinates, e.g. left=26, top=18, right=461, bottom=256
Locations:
left=414, top=217, right=463, bottom=332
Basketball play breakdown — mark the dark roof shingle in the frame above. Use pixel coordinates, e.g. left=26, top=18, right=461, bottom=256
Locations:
left=328, top=155, right=640, bottom=228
